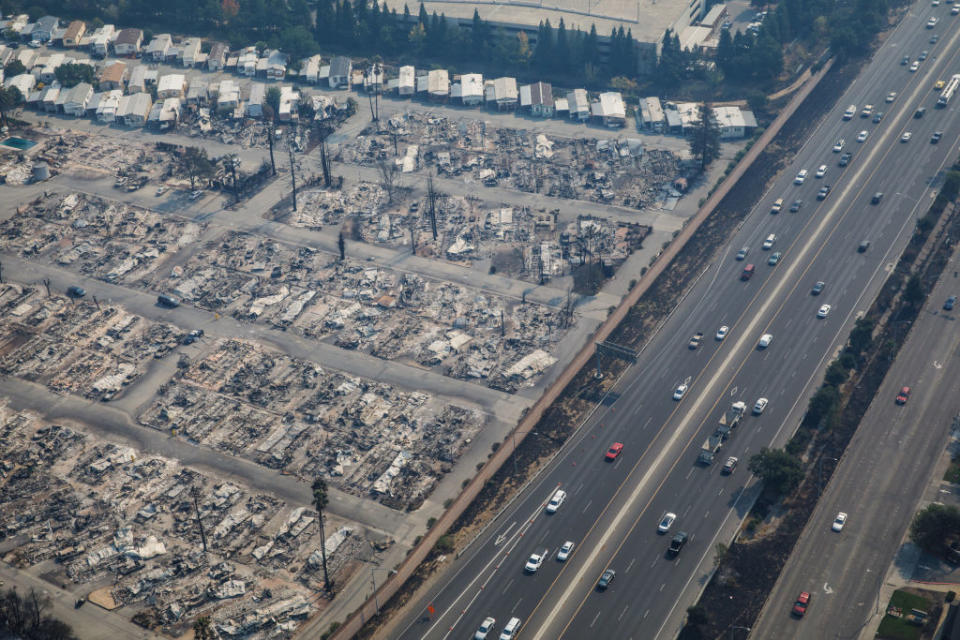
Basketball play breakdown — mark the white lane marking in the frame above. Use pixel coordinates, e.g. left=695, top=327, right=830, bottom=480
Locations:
left=619, top=605, right=630, bottom=622
left=590, top=611, right=602, bottom=628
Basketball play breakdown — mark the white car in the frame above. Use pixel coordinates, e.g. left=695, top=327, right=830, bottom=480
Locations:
left=499, top=617, right=521, bottom=640
left=716, top=325, right=729, bottom=341
left=557, top=541, right=574, bottom=562
left=475, top=617, right=496, bottom=640
left=794, top=169, right=808, bottom=185
left=545, top=489, right=566, bottom=513
left=817, top=304, right=832, bottom=318
left=189, top=190, right=204, bottom=200
left=832, top=512, right=848, bottom=532
left=762, top=234, right=777, bottom=250
left=886, top=91, right=897, bottom=103
left=857, top=130, right=869, bottom=142
left=928, top=16, right=939, bottom=28
left=815, top=164, right=827, bottom=178
left=658, top=512, right=677, bottom=534
left=524, top=551, right=545, bottom=573
left=910, top=61, right=920, bottom=72
left=901, top=132, right=912, bottom=143
left=753, top=397, right=769, bottom=415
left=155, top=186, right=168, bottom=196
left=832, top=139, right=844, bottom=152
left=758, top=333, right=773, bottom=349
left=673, top=383, right=689, bottom=401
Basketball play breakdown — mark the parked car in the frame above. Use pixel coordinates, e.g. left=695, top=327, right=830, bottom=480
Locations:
left=66, top=285, right=86, bottom=298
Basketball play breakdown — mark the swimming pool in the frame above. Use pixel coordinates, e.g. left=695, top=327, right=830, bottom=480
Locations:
left=0, top=137, right=37, bottom=151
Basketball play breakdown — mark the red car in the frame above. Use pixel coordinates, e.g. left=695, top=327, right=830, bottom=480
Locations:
left=895, top=386, right=911, bottom=405
left=605, top=442, right=624, bottom=461
left=792, top=591, right=811, bottom=617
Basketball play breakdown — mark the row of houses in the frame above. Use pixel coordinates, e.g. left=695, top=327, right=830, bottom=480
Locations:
left=638, top=96, right=757, bottom=139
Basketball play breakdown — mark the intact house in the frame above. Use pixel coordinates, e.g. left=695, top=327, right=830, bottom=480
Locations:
left=127, top=65, right=147, bottom=93
left=113, top=28, right=143, bottom=56
left=457, top=73, right=484, bottom=106
left=591, top=92, right=626, bottom=127
left=87, top=24, right=115, bottom=57
left=207, top=42, right=228, bottom=71
left=31, top=16, right=59, bottom=43
left=157, top=73, right=186, bottom=99
left=638, top=96, right=665, bottom=132
left=567, top=88, right=590, bottom=121
left=237, top=47, right=258, bottom=76
left=96, top=89, right=123, bottom=122
left=5, top=73, right=36, bottom=97
left=300, top=55, right=321, bottom=84
left=98, top=62, right=127, bottom=91
left=485, top=77, right=518, bottom=111
left=246, top=82, right=266, bottom=118
left=262, top=49, right=287, bottom=79
left=712, top=105, right=757, bottom=139
left=520, top=82, right=553, bottom=118
left=62, top=82, right=94, bottom=117
left=185, top=79, right=209, bottom=106
left=420, top=69, right=449, bottom=101
left=329, top=56, right=351, bottom=88
left=216, top=79, right=240, bottom=113
left=397, top=65, right=415, bottom=96
left=145, top=34, right=172, bottom=61
left=278, top=86, right=299, bottom=121
left=179, top=38, right=202, bottom=67
left=117, top=92, right=152, bottom=126
left=62, top=20, right=86, bottom=47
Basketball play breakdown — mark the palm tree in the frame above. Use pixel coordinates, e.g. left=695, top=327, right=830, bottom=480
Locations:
left=312, top=477, right=332, bottom=594
left=193, top=615, right=212, bottom=640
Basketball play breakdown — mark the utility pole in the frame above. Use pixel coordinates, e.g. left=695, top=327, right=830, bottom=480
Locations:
left=41, top=278, right=50, bottom=297
left=0, top=260, right=3, bottom=283
left=312, top=478, right=332, bottom=595
left=317, top=123, right=332, bottom=188
left=191, top=486, right=208, bottom=554
left=427, top=175, right=439, bottom=241
left=267, top=126, right=277, bottom=176
left=338, top=231, right=345, bottom=261
left=288, top=143, right=298, bottom=212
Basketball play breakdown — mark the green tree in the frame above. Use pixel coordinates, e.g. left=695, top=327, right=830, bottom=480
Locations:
left=848, top=317, right=874, bottom=356
left=748, top=448, right=804, bottom=495
left=903, top=274, right=926, bottom=309
left=803, top=384, right=839, bottom=427
left=54, top=62, right=95, bottom=88
left=178, top=147, right=215, bottom=190
left=0, top=86, right=24, bottom=128
left=3, top=60, right=26, bottom=77
left=687, top=103, right=721, bottom=173
left=910, top=503, right=960, bottom=553
left=265, top=86, right=282, bottom=122
left=193, top=616, right=213, bottom=640
left=279, top=26, right=315, bottom=62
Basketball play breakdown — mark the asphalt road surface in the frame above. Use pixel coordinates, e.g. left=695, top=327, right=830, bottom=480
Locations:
left=393, top=2, right=960, bottom=639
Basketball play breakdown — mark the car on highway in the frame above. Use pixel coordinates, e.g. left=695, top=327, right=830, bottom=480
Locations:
left=910, top=61, right=920, bottom=72
left=915, top=107, right=926, bottom=119
left=667, top=532, right=688, bottom=557
left=545, top=489, right=566, bottom=513
left=954, top=5, right=960, bottom=15
left=901, top=55, right=910, bottom=65
left=792, top=591, right=811, bottom=617
left=66, top=285, right=86, bottom=298
left=817, top=185, right=831, bottom=200
left=932, top=131, right=943, bottom=144
left=872, top=111, right=884, bottom=123
left=919, top=50, right=928, bottom=61
left=858, top=240, right=871, bottom=253
left=475, top=617, right=496, bottom=640
left=673, top=383, right=688, bottom=401
left=762, top=234, right=777, bottom=250
left=945, top=295, right=956, bottom=310
left=753, top=397, right=769, bottom=415
left=768, top=251, right=782, bottom=266
left=857, top=130, right=868, bottom=142
left=936, top=79, right=945, bottom=89
left=838, top=152, right=852, bottom=167
left=771, top=198, right=784, bottom=213
left=758, top=333, right=773, bottom=349
left=832, top=138, right=845, bottom=152
left=895, top=386, right=911, bottom=405
left=597, top=569, right=616, bottom=590
left=832, top=512, right=848, bottom=532
left=795, top=169, right=808, bottom=184
left=790, top=199, right=803, bottom=212
left=716, top=325, right=729, bottom=341
left=817, top=304, right=832, bottom=318
left=499, top=617, right=521, bottom=640
left=524, top=550, right=545, bottom=573
left=812, top=281, right=825, bottom=295
left=736, top=246, right=749, bottom=260
left=557, top=541, right=574, bottom=562
left=605, top=442, right=624, bottom=461
left=860, top=104, right=873, bottom=118
left=722, top=456, right=739, bottom=474
left=928, top=16, right=939, bottom=27
left=815, top=164, right=827, bottom=178
left=741, top=264, right=755, bottom=280
left=872, top=192, right=883, bottom=204
left=657, top=512, right=677, bottom=534
left=842, top=104, right=856, bottom=120
left=931, top=34, right=940, bottom=44
left=901, top=132, right=912, bottom=143
left=886, top=90, right=898, bottom=102
left=689, top=332, right=704, bottom=349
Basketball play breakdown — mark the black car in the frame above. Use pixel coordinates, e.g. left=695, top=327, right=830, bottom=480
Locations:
left=838, top=152, right=852, bottom=167
left=902, top=55, right=910, bottom=65
left=915, top=107, right=926, bottom=119
left=66, top=285, right=86, bottom=298
left=790, top=199, right=802, bottom=212
left=668, top=532, right=688, bottom=557
left=812, top=281, right=825, bottom=295
left=932, top=131, right=943, bottom=144
left=872, top=111, right=884, bottom=123
left=871, top=192, right=883, bottom=204
left=858, top=240, right=871, bottom=253
left=597, top=569, right=616, bottom=590
left=817, top=185, right=831, bottom=200
left=945, top=296, right=957, bottom=311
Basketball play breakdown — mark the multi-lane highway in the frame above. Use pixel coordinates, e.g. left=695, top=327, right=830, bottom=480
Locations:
left=395, top=2, right=960, bottom=639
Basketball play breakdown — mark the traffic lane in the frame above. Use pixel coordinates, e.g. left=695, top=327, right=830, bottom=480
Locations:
left=752, top=287, right=960, bottom=639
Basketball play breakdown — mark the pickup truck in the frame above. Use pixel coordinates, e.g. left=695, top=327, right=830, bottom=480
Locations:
left=688, top=332, right=704, bottom=349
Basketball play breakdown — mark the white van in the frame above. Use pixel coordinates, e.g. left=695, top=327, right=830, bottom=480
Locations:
left=762, top=234, right=776, bottom=250
left=843, top=104, right=856, bottom=120
left=499, top=617, right=521, bottom=640
left=794, top=169, right=808, bottom=185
